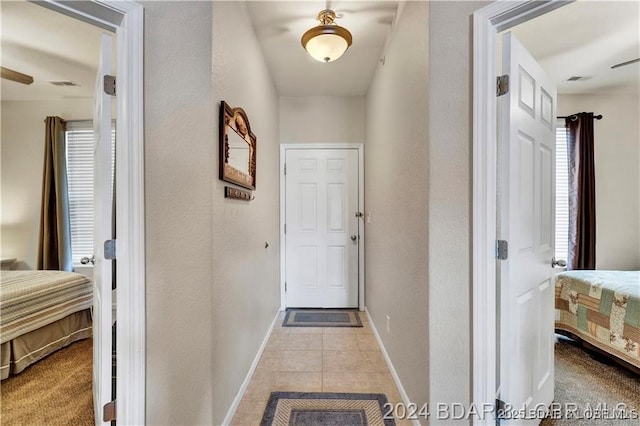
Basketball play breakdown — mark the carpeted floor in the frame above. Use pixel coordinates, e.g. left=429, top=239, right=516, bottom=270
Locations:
left=0, top=338, right=94, bottom=425
left=541, top=336, right=640, bottom=425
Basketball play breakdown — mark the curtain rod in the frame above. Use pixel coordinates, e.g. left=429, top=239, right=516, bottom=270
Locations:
left=557, top=113, right=603, bottom=121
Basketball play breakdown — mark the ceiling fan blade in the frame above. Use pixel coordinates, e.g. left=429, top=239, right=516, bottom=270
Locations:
left=1, top=66, right=34, bottom=85
left=611, top=58, right=640, bottom=69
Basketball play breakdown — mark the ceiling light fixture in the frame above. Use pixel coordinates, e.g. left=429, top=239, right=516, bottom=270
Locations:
left=301, top=9, right=352, bottom=63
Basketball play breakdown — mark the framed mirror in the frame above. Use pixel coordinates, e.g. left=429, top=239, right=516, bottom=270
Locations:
left=219, top=101, right=256, bottom=190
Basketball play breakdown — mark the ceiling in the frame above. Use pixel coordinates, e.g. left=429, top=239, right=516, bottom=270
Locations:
left=510, top=0, right=640, bottom=95
left=246, top=1, right=400, bottom=97
left=0, top=0, right=111, bottom=101
left=1, top=1, right=638, bottom=101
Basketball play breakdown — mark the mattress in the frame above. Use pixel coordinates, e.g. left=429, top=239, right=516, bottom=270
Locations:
left=555, top=270, right=640, bottom=368
left=1, top=270, right=93, bottom=344
left=1, top=270, right=94, bottom=379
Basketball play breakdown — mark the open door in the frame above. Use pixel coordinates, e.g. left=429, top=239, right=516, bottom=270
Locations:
left=497, top=32, right=556, bottom=424
left=93, top=33, right=114, bottom=426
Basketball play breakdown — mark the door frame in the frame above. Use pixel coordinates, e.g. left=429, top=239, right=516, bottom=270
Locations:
left=472, top=1, right=571, bottom=423
left=38, top=1, right=146, bottom=424
left=280, top=143, right=365, bottom=311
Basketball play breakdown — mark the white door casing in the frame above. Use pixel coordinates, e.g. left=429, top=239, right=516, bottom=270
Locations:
left=38, top=1, right=146, bottom=424
left=93, top=33, right=114, bottom=426
left=285, top=148, right=359, bottom=308
left=498, top=32, right=556, bottom=423
left=472, top=3, right=569, bottom=423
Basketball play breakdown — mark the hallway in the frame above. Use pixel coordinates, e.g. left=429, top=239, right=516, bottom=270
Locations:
left=231, top=311, right=411, bottom=425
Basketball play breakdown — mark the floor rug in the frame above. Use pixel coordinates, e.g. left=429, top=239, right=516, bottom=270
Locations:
left=283, top=309, right=363, bottom=327
left=261, top=392, right=395, bottom=426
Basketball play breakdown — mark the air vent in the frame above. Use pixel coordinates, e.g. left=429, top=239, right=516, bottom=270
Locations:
left=50, top=81, right=79, bottom=86
left=566, top=76, right=591, bottom=82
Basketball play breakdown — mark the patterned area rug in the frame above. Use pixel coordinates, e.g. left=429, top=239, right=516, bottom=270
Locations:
left=261, top=392, right=395, bottom=426
left=283, top=309, right=363, bottom=327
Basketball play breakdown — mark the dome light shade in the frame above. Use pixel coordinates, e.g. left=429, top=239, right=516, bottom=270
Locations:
left=301, top=10, right=352, bottom=63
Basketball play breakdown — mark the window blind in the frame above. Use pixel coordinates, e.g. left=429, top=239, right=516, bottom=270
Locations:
left=555, top=123, right=569, bottom=261
left=66, top=120, right=115, bottom=265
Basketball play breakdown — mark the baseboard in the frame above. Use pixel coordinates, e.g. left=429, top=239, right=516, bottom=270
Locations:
left=365, top=307, right=421, bottom=426
left=221, top=308, right=281, bottom=425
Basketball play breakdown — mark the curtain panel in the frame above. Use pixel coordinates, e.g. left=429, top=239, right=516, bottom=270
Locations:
left=38, top=116, right=73, bottom=271
left=565, top=112, right=596, bottom=270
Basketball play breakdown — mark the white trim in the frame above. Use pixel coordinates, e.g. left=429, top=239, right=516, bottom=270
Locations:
left=279, top=143, right=365, bottom=311
left=364, top=308, right=419, bottom=426
left=472, top=1, right=572, bottom=424
left=42, top=2, right=146, bottom=425
left=221, top=310, right=281, bottom=426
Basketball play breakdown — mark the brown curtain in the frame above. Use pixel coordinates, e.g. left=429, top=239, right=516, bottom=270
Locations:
left=38, top=116, right=73, bottom=271
left=565, top=112, right=596, bottom=270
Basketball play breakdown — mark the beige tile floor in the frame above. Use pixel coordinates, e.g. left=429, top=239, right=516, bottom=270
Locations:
left=231, top=311, right=412, bottom=425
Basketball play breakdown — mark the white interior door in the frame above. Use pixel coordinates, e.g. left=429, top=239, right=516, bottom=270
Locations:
left=498, top=32, right=556, bottom=424
left=93, top=33, right=113, bottom=426
left=285, top=148, right=359, bottom=308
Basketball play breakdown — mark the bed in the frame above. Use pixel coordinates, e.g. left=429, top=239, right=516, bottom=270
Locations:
left=555, top=270, right=640, bottom=371
left=1, top=270, right=93, bottom=380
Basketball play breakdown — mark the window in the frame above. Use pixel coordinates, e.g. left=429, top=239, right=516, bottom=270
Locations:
left=66, top=121, right=115, bottom=266
left=555, top=122, right=569, bottom=262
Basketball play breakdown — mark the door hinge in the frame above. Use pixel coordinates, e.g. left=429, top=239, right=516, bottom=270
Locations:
left=103, top=399, right=116, bottom=422
left=495, top=398, right=506, bottom=424
left=104, top=239, right=116, bottom=260
left=104, top=75, right=116, bottom=96
left=285, top=282, right=287, bottom=292
left=496, top=239, right=508, bottom=260
left=284, top=224, right=287, bottom=234
left=496, top=75, right=509, bottom=97
left=284, top=163, right=287, bottom=175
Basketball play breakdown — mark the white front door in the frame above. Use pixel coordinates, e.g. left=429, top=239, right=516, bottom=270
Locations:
left=498, top=32, right=556, bottom=424
left=93, top=33, right=114, bottom=426
left=285, top=148, right=359, bottom=308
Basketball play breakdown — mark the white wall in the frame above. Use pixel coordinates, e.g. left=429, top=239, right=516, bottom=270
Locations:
left=0, top=99, right=93, bottom=269
left=365, top=0, right=429, bottom=415
left=144, top=1, right=280, bottom=424
left=427, top=0, right=489, bottom=418
left=211, top=1, right=281, bottom=423
left=280, top=96, right=365, bottom=144
left=558, top=94, right=640, bottom=269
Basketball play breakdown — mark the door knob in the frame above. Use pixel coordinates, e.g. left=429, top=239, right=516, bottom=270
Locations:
left=81, top=255, right=95, bottom=265
left=551, top=258, right=566, bottom=268
left=351, top=235, right=358, bottom=242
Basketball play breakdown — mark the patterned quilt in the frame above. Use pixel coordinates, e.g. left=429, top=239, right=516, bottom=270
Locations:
left=0, top=270, right=93, bottom=344
left=555, top=270, right=640, bottom=368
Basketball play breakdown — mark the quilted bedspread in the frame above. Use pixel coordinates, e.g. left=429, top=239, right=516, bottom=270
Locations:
left=555, top=270, right=640, bottom=368
left=0, top=270, right=93, bottom=344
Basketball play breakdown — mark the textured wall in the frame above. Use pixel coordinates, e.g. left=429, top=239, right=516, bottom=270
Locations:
left=364, top=1, right=429, bottom=415
left=280, top=96, right=365, bottom=144
left=427, top=1, right=488, bottom=418
left=211, top=1, right=281, bottom=423
left=0, top=99, right=93, bottom=270
left=558, top=94, right=640, bottom=269
left=144, top=1, right=280, bottom=424
left=144, top=2, right=215, bottom=423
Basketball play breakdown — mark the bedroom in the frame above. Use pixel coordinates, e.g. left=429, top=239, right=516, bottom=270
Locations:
left=0, top=0, right=636, bottom=426
left=513, top=2, right=640, bottom=371
left=1, top=1, right=115, bottom=423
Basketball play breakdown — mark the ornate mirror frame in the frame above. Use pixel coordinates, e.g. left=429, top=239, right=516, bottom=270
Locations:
left=219, top=100, right=256, bottom=190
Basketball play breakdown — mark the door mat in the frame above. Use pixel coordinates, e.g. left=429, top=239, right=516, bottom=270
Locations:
left=283, top=309, right=362, bottom=327
left=261, top=392, right=395, bottom=426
